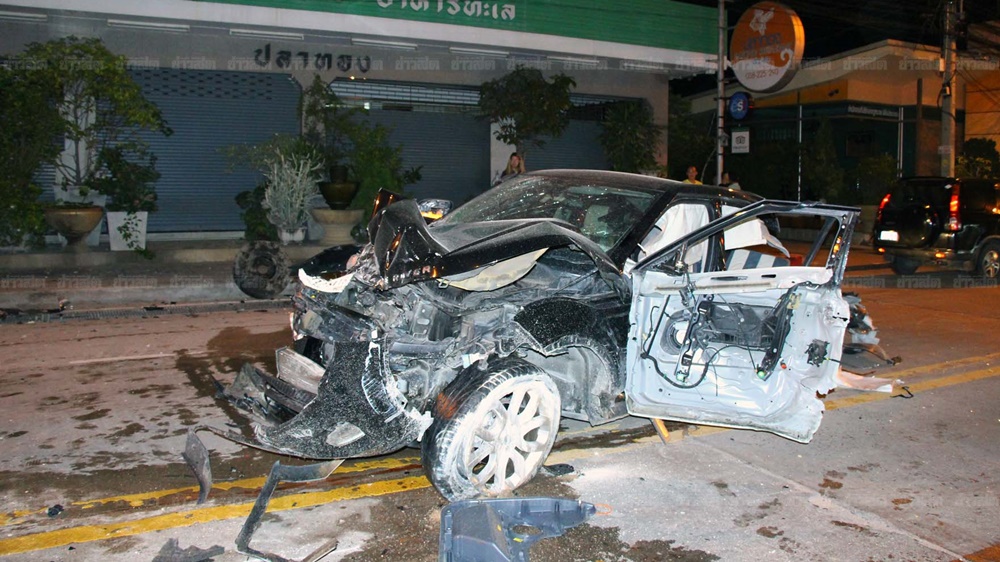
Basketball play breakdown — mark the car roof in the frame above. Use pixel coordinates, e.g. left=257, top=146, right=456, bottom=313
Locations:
left=524, top=169, right=760, bottom=204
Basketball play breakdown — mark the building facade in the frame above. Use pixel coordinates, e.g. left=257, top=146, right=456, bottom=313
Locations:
left=1, top=0, right=718, bottom=235
left=692, top=39, right=999, bottom=202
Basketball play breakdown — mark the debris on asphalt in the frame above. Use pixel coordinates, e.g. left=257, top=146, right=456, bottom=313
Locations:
left=46, top=504, right=63, bottom=517
left=151, top=538, right=225, bottom=562
left=539, top=463, right=576, bottom=477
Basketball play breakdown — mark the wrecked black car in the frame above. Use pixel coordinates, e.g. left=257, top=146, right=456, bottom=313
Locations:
left=208, top=170, right=889, bottom=501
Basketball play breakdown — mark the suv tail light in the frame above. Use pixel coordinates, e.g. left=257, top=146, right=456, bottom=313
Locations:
left=948, top=186, right=961, bottom=231
left=876, top=193, right=891, bottom=221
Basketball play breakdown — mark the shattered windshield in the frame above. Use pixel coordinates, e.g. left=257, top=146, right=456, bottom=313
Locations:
left=437, top=175, right=660, bottom=251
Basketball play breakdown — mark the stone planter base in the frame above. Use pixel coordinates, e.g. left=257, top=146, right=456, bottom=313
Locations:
left=310, top=208, right=363, bottom=246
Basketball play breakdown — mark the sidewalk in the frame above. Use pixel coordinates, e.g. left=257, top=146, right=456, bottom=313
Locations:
left=0, top=238, right=889, bottom=318
left=0, top=240, right=329, bottom=315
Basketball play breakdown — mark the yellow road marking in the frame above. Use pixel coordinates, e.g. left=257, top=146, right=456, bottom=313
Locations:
left=826, top=365, right=1000, bottom=411
left=0, top=475, right=431, bottom=555
left=877, top=351, right=1000, bottom=381
left=2, top=359, right=999, bottom=555
left=0, top=456, right=419, bottom=526
left=957, top=543, right=1000, bottom=562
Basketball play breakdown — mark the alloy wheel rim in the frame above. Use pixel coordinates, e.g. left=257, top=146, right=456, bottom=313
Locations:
left=461, top=379, right=558, bottom=495
left=983, top=250, right=1000, bottom=279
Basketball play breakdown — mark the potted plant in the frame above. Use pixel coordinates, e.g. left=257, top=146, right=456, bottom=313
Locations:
left=88, top=146, right=160, bottom=255
left=261, top=142, right=323, bottom=244
left=300, top=75, right=363, bottom=210
left=17, top=36, right=169, bottom=247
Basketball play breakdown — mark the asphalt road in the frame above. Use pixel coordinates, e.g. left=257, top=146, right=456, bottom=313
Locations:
left=0, top=270, right=998, bottom=562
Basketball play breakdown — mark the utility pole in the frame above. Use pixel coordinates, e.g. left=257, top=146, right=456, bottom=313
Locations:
left=941, top=0, right=957, bottom=177
left=716, top=0, right=726, bottom=185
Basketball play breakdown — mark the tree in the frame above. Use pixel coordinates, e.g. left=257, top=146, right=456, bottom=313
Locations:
left=0, top=61, right=64, bottom=246
left=479, top=66, right=576, bottom=156
left=852, top=154, right=898, bottom=205
left=800, top=119, right=844, bottom=202
left=599, top=101, right=662, bottom=173
left=956, top=137, right=1000, bottom=178
left=18, top=37, right=170, bottom=195
left=666, top=92, right=715, bottom=181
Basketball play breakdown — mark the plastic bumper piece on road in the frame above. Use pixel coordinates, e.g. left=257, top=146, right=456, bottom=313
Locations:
left=439, top=497, right=596, bottom=562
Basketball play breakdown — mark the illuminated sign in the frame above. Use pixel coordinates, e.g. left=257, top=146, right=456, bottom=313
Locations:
left=730, top=2, right=804, bottom=93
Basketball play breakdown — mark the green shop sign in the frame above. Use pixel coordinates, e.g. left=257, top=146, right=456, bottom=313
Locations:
left=194, top=0, right=716, bottom=54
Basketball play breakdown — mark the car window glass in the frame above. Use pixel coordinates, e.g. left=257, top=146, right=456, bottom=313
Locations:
left=891, top=179, right=953, bottom=207
left=438, top=175, right=658, bottom=252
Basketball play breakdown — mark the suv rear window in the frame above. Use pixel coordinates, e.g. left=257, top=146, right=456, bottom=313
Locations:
left=890, top=178, right=953, bottom=208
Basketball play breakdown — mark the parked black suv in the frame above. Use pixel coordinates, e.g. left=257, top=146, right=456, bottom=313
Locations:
left=873, top=176, right=1000, bottom=278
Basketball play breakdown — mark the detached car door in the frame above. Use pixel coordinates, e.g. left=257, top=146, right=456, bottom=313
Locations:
left=625, top=202, right=859, bottom=442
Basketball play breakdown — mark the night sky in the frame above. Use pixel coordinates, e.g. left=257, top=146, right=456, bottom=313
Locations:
left=672, top=0, right=1000, bottom=93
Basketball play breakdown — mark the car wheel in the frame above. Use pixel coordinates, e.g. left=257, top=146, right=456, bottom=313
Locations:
left=890, top=257, right=919, bottom=275
left=233, top=241, right=291, bottom=299
left=978, top=241, right=1000, bottom=279
left=422, top=360, right=561, bottom=501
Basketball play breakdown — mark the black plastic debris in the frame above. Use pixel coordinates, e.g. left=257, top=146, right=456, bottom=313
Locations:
left=439, top=497, right=596, bottom=562
left=539, top=463, right=575, bottom=477
left=151, top=538, right=225, bottom=562
left=235, top=459, right=343, bottom=562
left=182, top=430, right=213, bottom=504
left=46, top=504, right=63, bottom=518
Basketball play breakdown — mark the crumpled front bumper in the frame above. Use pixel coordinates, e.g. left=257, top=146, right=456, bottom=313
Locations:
left=218, top=339, right=431, bottom=459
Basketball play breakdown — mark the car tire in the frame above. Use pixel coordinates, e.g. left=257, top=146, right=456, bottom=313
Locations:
left=977, top=241, right=1000, bottom=279
left=890, top=257, right=919, bottom=275
left=422, top=359, right=561, bottom=501
left=233, top=241, right=291, bottom=299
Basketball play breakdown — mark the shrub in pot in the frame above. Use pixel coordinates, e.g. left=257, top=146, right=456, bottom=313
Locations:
left=88, top=146, right=160, bottom=256
left=261, top=144, right=322, bottom=244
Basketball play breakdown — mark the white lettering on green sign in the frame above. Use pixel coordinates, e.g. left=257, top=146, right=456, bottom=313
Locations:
left=376, top=0, right=516, bottom=21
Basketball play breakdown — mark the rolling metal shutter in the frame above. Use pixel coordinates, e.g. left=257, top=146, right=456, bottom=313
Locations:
left=526, top=120, right=609, bottom=172
left=131, top=69, right=299, bottom=232
left=364, top=109, right=491, bottom=205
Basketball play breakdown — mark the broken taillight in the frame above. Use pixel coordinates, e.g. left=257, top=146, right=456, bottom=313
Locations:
left=876, top=193, right=891, bottom=221
left=947, top=187, right=961, bottom=231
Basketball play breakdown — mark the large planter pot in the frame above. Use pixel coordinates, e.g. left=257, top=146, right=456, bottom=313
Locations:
left=44, top=206, right=104, bottom=252
left=310, top=208, right=363, bottom=246
left=318, top=181, right=358, bottom=210
left=55, top=187, right=107, bottom=247
left=107, top=211, right=149, bottom=252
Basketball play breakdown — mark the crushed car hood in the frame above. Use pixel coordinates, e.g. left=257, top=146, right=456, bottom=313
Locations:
left=367, top=199, right=628, bottom=296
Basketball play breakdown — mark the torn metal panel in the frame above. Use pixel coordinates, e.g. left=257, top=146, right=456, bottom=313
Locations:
left=439, top=497, right=596, bottom=562
left=371, top=200, right=629, bottom=298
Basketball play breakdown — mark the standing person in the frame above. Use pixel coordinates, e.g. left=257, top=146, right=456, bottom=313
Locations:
left=682, top=165, right=702, bottom=185
left=501, top=152, right=525, bottom=181
left=721, top=171, right=741, bottom=190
